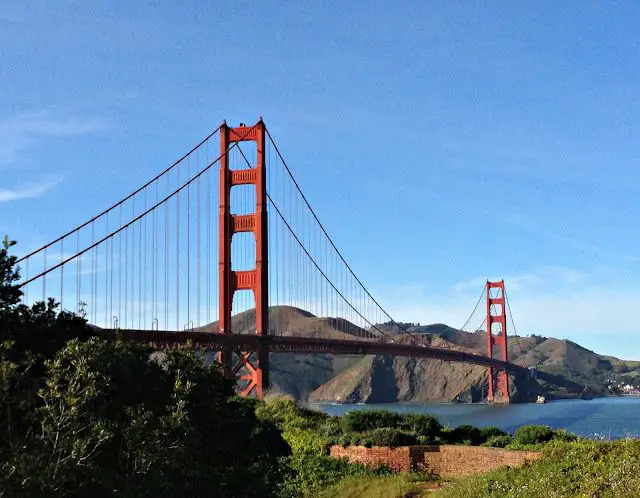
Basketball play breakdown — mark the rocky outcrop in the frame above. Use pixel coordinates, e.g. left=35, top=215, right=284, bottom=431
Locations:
left=197, top=306, right=640, bottom=403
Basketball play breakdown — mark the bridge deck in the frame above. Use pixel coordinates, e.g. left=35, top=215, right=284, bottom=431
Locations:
left=113, top=329, right=513, bottom=370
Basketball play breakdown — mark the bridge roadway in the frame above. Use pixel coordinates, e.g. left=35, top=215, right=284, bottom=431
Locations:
left=113, top=329, right=514, bottom=371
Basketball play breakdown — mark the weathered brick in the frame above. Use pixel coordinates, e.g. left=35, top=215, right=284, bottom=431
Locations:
left=329, top=445, right=541, bottom=477
left=329, top=446, right=411, bottom=472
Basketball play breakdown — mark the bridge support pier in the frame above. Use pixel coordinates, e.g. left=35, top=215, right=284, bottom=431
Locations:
left=486, top=280, right=510, bottom=403
left=218, top=120, right=269, bottom=398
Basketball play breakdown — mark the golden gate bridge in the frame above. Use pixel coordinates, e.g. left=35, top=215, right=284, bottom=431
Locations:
left=16, top=119, right=520, bottom=401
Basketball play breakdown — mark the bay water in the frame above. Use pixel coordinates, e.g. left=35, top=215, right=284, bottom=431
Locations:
left=308, top=397, right=640, bottom=439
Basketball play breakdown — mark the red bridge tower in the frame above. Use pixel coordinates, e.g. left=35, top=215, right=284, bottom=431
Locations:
left=486, top=280, right=509, bottom=403
left=218, top=120, right=269, bottom=398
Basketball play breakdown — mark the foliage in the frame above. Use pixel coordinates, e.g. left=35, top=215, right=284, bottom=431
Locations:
left=550, top=428, right=578, bottom=442
left=482, top=435, right=513, bottom=448
left=514, top=425, right=555, bottom=445
left=367, top=428, right=418, bottom=447
left=400, top=413, right=442, bottom=442
left=2, top=337, right=289, bottom=497
left=316, top=473, right=435, bottom=498
left=284, top=426, right=328, bottom=456
left=317, top=416, right=342, bottom=439
left=255, top=396, right=392, bottom=496
left=0, top=239, right=289, bottom=497
left=480, top=426, right=508, bottom=439
left=440, top=439, right=640, bottom=498
left=340, top=409, right=403, bottom=433
left=283, top=454, right=391, bottom=497
left=256, top=394, right=328, bottom=431
left=442, top=424, right=485, bottom=445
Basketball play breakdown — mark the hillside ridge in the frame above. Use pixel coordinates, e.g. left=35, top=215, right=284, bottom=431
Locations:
left=199, top=306, right=639, bottom=403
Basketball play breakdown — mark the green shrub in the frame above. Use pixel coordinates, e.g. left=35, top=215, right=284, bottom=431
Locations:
left=284, top=453, right=391, bottom=497
left=283, top=426, right=327, bottom=456
left=317, top=416, right=342, bottom=438
left=552, top=428, right=578, bottom=442
left=401, top=413, right=442, bottom=441
left=338, top=434, right=357, bottom=448
left=256, top=395, right=327, bottom=431
left=515, top=425, right=555, bottom=445
left=482, top=435, right=513, bottom=448
left=416, top=435, right=433, bottom=445
left=439, top=439, right=640, bottom=497
left=444, top=424, right=484, bottom=445
left=340, top=409, right=403, bottom=433
left=367, top=428, right=418, bottom=447
left=480, top=426, right=508, bottom=439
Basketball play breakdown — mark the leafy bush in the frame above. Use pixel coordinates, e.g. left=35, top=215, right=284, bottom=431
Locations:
left=317, top=416, right=342, bottom=439
left=552, top=428, right=578, bottom=442
left=2, top=337, right=290, bottom=497
left=443, top=424, right=485, bottom=445
left=401, top=413, right=442, bottom=441
left=440, top=439, right=640, bottom=498
left=482, top=435, right=513, bottom=448
left=514, top=425, right=555, bottom=445
left=283, top=426, right=328, bottom=456
left=367, top=428, right=418, bottom=447
left=480, top=426, right=508, bottom=439
left=0, top=240, right=290, bottom=498
left=340, top=409, right=403, bottom=433
left=338, top=433, right=361, bottom=447
left=284, top=453, right=391, bottom=497
left=256, top=395, right=327, bottom=431
left=416, top=435, right=433, bottom=445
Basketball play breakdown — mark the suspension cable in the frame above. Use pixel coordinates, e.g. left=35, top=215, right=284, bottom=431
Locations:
left=17, top=124, right=223, bottom=263
left=457, top=285, right=486, bottom=332
left=18, top=123, right=257, bottom=288
left=267, top=194, right=398, bottom=344
left=505, top=289, right=530, bottom=369
left=264, top=127, right=426, bottom=345
left=236, top=137, right=401, bottom=344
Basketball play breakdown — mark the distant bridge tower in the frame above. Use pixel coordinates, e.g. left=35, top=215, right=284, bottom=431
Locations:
left=218, top=120, right=269, bottom=398
left=486, top=280, right=509, bottom=403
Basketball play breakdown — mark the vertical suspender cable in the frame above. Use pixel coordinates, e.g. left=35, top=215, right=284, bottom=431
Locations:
left=118, top=206, right=122, bottom=323
left=176, top=166, right=180, bottom=331
left=187, top=155, right=191, bottom=329
left=206, top=160, right=211, bottom=325
left=197, top=148, right=201, bottom=328
left=60, top=240, right=64, bottom=310
left=43, top=248, right=46, bottom=303
left=76, top=231, right=80, bottom=314
left=124, top=223, right=129, bottom=328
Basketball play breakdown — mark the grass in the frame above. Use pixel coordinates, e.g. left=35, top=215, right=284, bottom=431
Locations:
left=316, top=474, right=436, bottom=498
left=317, top=439, right=640, bottom=497
left=438, top=439, right=640, bottom=497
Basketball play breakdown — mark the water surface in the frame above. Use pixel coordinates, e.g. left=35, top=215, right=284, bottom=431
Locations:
left=308, top=397, right=640, bottom=439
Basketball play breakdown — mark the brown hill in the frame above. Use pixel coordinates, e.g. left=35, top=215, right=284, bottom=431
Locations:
left=196, top=305, right=376, bottom=341
left=195, top=307, right=640, bottom=403
left=307, top=329, right=543, bottom=403
left=196, top=306, right=368, bottom=400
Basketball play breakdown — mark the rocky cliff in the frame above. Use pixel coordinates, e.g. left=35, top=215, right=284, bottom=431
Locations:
left=198, top=307, right=640, bottom=403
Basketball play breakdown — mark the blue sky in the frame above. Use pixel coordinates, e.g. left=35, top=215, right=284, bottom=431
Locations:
left=2, top=2, right=640, bottom=358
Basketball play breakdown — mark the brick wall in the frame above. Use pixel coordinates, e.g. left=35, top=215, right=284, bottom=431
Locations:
left=415, top=445, right=541, bottom=477
left=329, top=445, right=412, bottom=472
left=330, top=445, right=541, bottom=477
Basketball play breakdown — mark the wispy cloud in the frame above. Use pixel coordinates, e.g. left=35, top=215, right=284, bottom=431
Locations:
left=0, top=110, right=105, bottom=166
left=501, top=213, right=640, bottom=264
left=0, top=177, right=61, bottom=203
